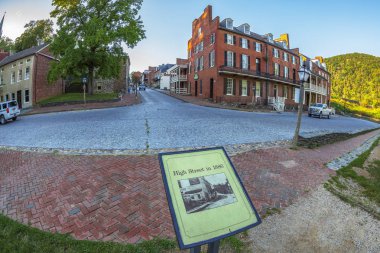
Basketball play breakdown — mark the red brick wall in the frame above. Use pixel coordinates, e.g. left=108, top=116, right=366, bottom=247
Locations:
left=33, top=49, right=63, bottom=104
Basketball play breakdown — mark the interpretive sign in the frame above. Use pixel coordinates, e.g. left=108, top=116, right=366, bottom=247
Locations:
left=159, top=147, right=261, bottom=249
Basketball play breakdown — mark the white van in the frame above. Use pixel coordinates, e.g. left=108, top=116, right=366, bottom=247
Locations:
left=0, top=101, right=21, bottom=124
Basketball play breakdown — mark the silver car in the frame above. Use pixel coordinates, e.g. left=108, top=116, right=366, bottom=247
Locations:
left=0, top=100, right=21, bottom=124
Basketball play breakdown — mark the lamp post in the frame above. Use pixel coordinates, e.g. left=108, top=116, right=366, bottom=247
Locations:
left=82, top=77, right=88, bottom=105
left=293, top=65, right=310, bottom=147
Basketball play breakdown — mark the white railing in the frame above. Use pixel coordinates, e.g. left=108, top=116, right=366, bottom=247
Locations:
left=304, top=83, right=327, bottom=95
left=171, top=75, right=187, bottom=83
left=176, top=88, right=188, bottom=95
left=268, top=96, right=285, bottom=112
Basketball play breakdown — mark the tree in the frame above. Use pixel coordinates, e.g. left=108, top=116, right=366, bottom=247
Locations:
left=14, top=19, right=54, bottom=52
left=48, top=0, right=146, bottom=95
left=0, top=36, right=14, bottom=51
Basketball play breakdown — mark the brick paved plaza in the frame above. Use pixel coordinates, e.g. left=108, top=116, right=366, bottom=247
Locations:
left=1, top=129, right=378, bottom=244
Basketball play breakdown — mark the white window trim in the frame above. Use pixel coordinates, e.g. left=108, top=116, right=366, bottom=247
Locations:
left=227, top=34, right=234, bottom=45
left=226, top=78, right=233, bottom=95
left=255, top=81, right=261, bottom=97
left=210, top=50, right=215, bottom=68
left=242, top=54, right=249, bottom=70
left=227, top=51, right=234, bottom=67
left=241, top=38, right=248, bottom=49
left=256, top=43, right=261, bottom=52
left=24, top=89, right=30, bottom=103
left=241, top=80, right=248, bottom=96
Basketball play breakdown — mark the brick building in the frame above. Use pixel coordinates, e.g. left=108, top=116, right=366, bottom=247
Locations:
left=187, top=6, right=331, bottom=109
left=0, top=44, right=64, bottom=109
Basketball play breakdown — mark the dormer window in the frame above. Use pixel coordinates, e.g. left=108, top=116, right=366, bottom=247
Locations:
left=243, top=24, right=250, bottom=34
left=226, top=19, right=233, bottom=29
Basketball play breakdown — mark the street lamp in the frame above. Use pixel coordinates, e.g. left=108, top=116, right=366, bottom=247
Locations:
left=292, top=65, right=310, bottom=147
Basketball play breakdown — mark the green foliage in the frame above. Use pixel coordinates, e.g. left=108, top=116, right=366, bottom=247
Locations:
left=0, top=36, right=14, bottom=51
left=325, top=53, right=380, bottom=108
left=0, top=212, right=176, bottom=253
left=331, top=98, right=380, bottom=120
left=14, top=19, right=53, bottom=52
left=48, top=0, right=146, bottom=94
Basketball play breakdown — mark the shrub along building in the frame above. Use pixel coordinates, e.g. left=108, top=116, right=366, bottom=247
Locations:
left=187, top=6, right=331, bottom=110
left=0, top=44, right=64, bottom=109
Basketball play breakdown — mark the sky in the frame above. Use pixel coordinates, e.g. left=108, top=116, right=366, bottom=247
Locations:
left=1, top=0, right=380, bottom=72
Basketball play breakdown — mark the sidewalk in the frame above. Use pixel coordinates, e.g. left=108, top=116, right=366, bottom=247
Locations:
left=22, top=93, right=141, bottom=116
left=157, top=89, right=274, bottom=113
left=0, top=129, right=379, bottom=244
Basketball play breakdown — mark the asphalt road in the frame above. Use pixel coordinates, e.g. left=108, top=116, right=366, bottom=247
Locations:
left=0, top=89, right=379, bottom=150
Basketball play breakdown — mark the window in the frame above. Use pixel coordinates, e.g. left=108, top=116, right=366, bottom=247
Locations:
left=210, top=33, right=215, bottom=44
left=284, top=66, right=289, bottom=78
left=25, top=89, right=30, bottom=103
left=199, top=80, right=202, bottom=95
left=241, top=54, right=249, bottom=70
left=284, top=86, right=288, bottom=98
left=255, top=81, right=261, bottom=97
left=6, top=94, right=9, bottom=101
left=12, top=93, right=15, bottom=100
left=25, top=67, right=30, bottom=80
left=226, top=34, right=234, bottom=45
left=19, top=61, right=23, bottom=65
left=241, top=38, right=248, bottom=49
left=18, top=69, right=22, bottom=82
left=26, top=58, right=31, bottom=63
left=241, top=80, right=247, bottom=96
left=274, top=63, right=280, bottom=76
left=199, top=56, right=204, bottom=71
left=226, top=51, right=234, bottom=67
left=199, top=41, right=203, bottom=52
left=226, top=19, right=233, bottom=29
left=273, top=48, right=279, bottom=58
left=255, top=42, right=261, bottom=52
left=198, top=27, right=202, bottom=36
left=226, top=78, right=234, bottom=95
left=195, top=58, right=199, bottom=72
left=0, top=75, right=3, bottom=85
left=12, top=64, right=16, bottom=68
left=284, top=52, right=288, bottom=62
left=256, top=58, right=261, bottom=72
left=209, top=50, right=215, bottom=68
left=292, top=56, right=296, bottom=65
left=11, top=72, right=16, bottom=84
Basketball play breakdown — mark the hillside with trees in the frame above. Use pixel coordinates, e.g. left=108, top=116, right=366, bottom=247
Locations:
left=325, top=53, right=380, bottom=120
left=325, top=53, right=380, bottom=107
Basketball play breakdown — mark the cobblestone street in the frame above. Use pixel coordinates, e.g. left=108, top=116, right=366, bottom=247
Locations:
left=1, top=129, right=378, bottom=243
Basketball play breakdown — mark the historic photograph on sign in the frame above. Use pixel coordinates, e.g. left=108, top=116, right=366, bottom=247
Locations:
left=178, top=173, right=237, bottom=214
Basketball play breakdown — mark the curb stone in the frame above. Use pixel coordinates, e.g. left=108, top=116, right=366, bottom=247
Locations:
left=326, top=133, right=380, bottom=170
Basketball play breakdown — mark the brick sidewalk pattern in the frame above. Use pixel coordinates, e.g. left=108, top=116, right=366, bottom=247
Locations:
left=0, top=129, right=379, bottom=244
left=22, top=93, right=141, bottom=116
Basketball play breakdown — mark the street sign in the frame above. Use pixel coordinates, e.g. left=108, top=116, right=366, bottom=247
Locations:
left=82, top=77, right=88, bottom=84
left=159, top=147, right=261, bottom=249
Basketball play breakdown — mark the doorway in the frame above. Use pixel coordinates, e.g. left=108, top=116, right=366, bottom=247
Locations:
left=17, top=90, right=22, bottom=109
left=195, top=81, right=198, bottom=96
left=209, top=78, right=214, bottom=99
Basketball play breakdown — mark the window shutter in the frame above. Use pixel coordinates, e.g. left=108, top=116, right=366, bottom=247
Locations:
left=260, top=83, right=263, bottom=97
left=233, top=53, right=236, bottom=68
left=247, top=81, right=250, bottom=96
left=240, top=54, right=243, bottom=69
left=273, top=63, right=275, bottom=74
left=272, top=48, right=275, bottom=56
left=247, top=40, right=250, bottom=49
left=279, top=65, right=281, bottom=76
left=233, top=79, right=236, bottom=95
left=239, top=80, right=242, bottom=96
left=254, top=42, right=257, bottom=51
left=239, top=38, right=242, bottom=47
left=224, top=78, right=227, bottom=95
left=224, top=34, right=227, bottom=43
left=224, top=51, right=227, bottom=66
left=233, top=36, right=236, bottom=45
left=209, top=53, right=211, bottom=68
left=248, top=56, right=251, bottom=70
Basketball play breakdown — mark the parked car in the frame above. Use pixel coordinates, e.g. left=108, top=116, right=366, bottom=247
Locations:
left=138, top=84, right=146, bottom=91
left=0, top=100, right=21, bottom=124
left=308, top=103, right=332, bottom=119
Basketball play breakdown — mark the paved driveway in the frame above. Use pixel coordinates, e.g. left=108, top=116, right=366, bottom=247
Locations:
left=0, top=89, right=378, bottom=150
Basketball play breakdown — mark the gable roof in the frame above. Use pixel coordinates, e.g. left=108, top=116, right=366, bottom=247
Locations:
left=0, top=43, right=48, bottom=67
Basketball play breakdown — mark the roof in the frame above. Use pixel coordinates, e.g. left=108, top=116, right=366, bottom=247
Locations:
left=219, top=22, right=298, bottom=56
left=0, top=43, right=48, bottom=67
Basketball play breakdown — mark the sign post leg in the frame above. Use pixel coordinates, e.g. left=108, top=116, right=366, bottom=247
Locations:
left=207, top=240, right=220, bottom=253
left=190, top=246, right=201, bottom=253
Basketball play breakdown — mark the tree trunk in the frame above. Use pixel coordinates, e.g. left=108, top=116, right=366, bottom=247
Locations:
left=88, top=66, right=94, bottom=95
